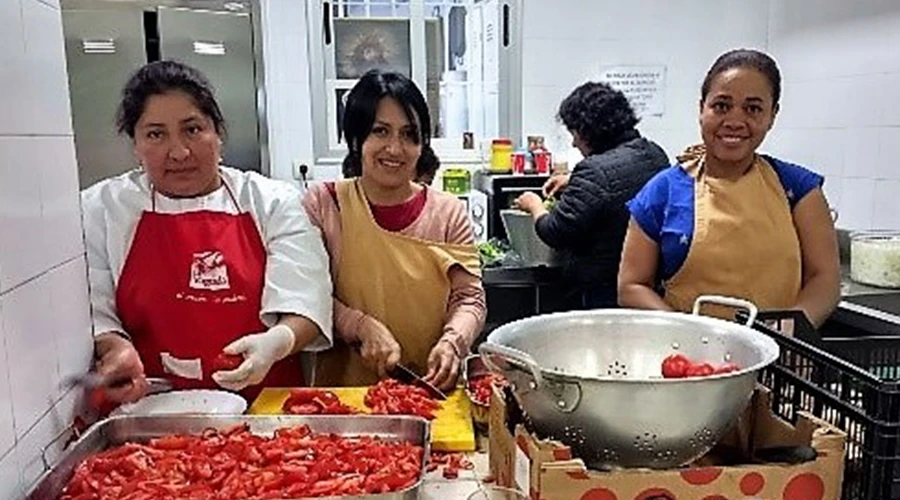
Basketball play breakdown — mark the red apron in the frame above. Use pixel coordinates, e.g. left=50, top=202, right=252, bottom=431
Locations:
left=115, top=179, right=303, bottom=402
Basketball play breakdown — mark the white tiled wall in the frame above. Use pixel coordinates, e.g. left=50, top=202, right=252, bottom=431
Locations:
left=520, top=0, right=770, bottom=166
left=766, top=0, right=900, bottom=230
left=0, top=0, right=92, bottom=496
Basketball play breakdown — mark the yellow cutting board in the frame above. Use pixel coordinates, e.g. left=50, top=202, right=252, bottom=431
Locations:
left=248, top=387, right=476, bottom=452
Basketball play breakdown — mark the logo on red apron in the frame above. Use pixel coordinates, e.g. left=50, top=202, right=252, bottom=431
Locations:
left=190, top=250, right=230, bottom=291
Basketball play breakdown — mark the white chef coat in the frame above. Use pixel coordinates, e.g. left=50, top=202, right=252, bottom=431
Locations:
left=81, top=166, right=333, bottom=351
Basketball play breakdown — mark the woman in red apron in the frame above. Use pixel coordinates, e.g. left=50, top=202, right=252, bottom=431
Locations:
left=618, top=49, right=840, bottom=327
left=83, top=61, right=332, bottom=404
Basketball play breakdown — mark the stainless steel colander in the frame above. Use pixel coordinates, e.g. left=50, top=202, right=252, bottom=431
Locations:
left=479, top=296, right=779, bottom=469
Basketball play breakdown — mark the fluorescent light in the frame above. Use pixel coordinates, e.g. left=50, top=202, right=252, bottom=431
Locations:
left=82, top=39, right=115, bottom=54
left=193, top=41, right=226, bottom=56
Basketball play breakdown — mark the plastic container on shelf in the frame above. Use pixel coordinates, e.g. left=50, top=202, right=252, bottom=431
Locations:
left=851, top=231, right=900, bottom=288
left=490, top=138, right=513, bottom=173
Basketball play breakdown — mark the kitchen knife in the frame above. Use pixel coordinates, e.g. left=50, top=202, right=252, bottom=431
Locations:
left=62, top=373, right=172, bottom=395
left=389, top=363, right=448, bottom=401
left=349, top=342, right=448, bottom=400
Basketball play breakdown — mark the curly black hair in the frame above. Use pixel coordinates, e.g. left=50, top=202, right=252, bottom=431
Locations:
left=341, top=69, right=439, bottom=181
left=116, top=60, right=226, bottom=139
left=701, top=49, right=781, bottom=109
left=557, top=82, right=639, bottom=156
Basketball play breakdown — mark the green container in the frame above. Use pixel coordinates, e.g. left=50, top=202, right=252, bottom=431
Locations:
left=442, top=168, right=471, bottom=194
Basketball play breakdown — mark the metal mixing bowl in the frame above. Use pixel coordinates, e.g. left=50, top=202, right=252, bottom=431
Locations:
left=500, top=209, right=559, bottom=267
left=478, top=296, right=779, bottom=470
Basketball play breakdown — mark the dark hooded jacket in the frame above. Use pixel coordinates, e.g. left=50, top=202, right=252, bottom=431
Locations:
left=535, top=130, right=669, bottom=305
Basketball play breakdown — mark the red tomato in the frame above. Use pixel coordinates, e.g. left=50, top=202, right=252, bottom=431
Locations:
left=429, top=451, right=473, bottom=479
left=467, top=373, right=507, bottom=406
left=285, top=387, right=321, bottom=404
left=284, top=402, right=322, bottom=415
left=88, top=387, right=107, bottom=409
left=686, top=363, right=715, bottom=377
left=282, top=388, right=356, bottom=415
left=210, top=353, right=243, bottom=374
left=364, top=379, right=442, bottom=420
left=714, top=362, right=740, bottom=374
left=60, top=423, right=424, bottom=499
left=661, top=354, right=691, bottom=378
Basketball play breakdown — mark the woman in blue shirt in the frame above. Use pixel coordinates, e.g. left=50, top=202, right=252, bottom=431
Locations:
left=618, top=49, right=840, bottom=327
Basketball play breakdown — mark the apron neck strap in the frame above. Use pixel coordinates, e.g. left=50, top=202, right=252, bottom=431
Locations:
left=149, top=171, right=239, bottom=212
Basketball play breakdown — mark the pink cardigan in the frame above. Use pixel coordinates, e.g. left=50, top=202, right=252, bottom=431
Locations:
left=302, top=182, right=487, bottom=356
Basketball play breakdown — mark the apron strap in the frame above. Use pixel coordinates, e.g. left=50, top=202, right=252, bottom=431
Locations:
left=149, top=170, right=239, bottom=213
left=220, top=174, right=241, bottom=211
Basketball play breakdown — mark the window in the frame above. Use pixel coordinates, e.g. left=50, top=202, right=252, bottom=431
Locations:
left=306, top=0, right=523, bottom=166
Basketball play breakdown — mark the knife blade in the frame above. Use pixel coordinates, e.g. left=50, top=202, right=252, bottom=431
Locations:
left=389, top=363, right=448, bottom=401
left=61, top=373, right=172, bottom=395
left=349, top=342, right=448, bottom=400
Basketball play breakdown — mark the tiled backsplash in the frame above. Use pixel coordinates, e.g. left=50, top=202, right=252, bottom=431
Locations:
left=0, top=0, right=92, bottom=497
left=767, top=0, right=900, bottom=230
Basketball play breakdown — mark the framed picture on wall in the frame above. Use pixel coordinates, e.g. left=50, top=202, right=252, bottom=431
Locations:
left=334, top=18, right=412, bottom=79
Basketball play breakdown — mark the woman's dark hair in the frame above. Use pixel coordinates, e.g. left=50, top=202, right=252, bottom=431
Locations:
left=341, top=69, right=439, bottom=180
left=557, top=82, right=639, bottom=155
left=701, top=49, right=781, bottom=108
left=116, top=60, right=226, bottom=139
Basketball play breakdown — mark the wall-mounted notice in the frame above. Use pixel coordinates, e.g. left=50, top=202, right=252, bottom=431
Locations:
left=599, top=65, right=666, bottom=117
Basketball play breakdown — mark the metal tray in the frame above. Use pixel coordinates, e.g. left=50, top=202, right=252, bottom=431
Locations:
left=27, top=414, right=431, bottom=500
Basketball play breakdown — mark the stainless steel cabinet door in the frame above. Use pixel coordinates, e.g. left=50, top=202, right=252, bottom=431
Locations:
left=158, top=7, right=261, bottom=173
left=63, top=9, right=146, bottom=189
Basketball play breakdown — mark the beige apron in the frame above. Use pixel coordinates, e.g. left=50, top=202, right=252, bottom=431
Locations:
left=663, top=145, right=802, bottom=318
left=314, top=179, right=481, bottom=386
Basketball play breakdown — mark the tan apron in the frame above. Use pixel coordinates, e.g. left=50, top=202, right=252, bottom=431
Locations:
left=663, top=145, right=802, bottom=319
left=314, top=179, right=481, bottom=386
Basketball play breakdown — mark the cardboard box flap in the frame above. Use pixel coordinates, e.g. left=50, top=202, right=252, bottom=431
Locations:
left=490, top=385, right=848, bottom=500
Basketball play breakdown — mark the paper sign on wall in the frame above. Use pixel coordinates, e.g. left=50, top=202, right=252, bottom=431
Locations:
left=600, top=65, right=666, bottom=117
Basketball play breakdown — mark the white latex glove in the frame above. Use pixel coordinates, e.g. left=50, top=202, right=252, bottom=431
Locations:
left=212, top=324, right=295, bottom=391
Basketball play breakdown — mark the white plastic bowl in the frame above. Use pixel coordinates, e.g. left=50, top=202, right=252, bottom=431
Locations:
left=111, top=389, right=247, bottom=417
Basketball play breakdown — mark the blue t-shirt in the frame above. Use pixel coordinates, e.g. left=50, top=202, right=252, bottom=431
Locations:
left=626, top=155, right=824, bottom=280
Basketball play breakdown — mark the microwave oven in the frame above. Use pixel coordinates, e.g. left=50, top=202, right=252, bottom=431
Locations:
left=455, top=190, right=488, bottom=243
left=473, top=171, right=550, bottom=240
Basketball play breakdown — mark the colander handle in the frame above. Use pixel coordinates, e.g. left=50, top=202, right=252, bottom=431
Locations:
left=692, top=295, right=759, bottom=326
left=478, top=343, right=544, bottom=389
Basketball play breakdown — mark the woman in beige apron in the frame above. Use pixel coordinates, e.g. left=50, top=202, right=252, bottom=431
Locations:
left=303, top=70, right=486, bottom=390
left=618, top=49, right=840, bottom=327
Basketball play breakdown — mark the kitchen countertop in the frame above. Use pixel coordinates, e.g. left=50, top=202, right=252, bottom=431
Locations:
left=478, top=231, right=900, bottom=327
left=482, top=261, right=561, bottom=286
left=840, top=263, right=899, bottom=297
left=420, top=437, right=494, bottom=499
left=482, top=256, right=897, bottom=298
left=837, top=228, right=900, bottom=297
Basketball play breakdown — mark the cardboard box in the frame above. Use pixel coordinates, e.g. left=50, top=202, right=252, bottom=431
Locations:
left=489, top=386, right=846, bottom=500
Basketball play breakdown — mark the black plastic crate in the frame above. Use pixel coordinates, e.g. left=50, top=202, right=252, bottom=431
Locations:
left=750, top=309, right=900, bottom=500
